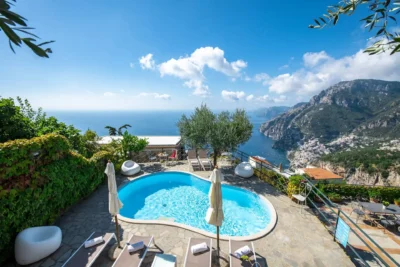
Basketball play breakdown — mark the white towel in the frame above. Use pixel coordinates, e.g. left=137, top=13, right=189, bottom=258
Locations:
left=234, top=245, right=252, bottom=258
left=128, top=241, right=144, bottom=253
left=191, top=242, right=208, bottom=254
left=84, top=236, right=104, bottom=248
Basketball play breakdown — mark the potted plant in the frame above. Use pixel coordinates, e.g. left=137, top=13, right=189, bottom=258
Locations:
left=240, top=255, right=250, bottom=262
left=382, top=201, right=390, bottom=210
left=394, top=198, right=400, bottom=206
left=327, top=192, right=342, bottom=203
left=368, top=191, right=381, bottom=203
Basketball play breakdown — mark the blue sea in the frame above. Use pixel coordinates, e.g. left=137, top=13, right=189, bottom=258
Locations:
left=48, top=110, right=289, bottom=167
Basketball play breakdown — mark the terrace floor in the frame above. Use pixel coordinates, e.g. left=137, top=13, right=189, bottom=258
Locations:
left=22, top=160, right=354, bottom=267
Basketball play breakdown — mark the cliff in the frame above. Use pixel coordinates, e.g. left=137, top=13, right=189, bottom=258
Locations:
left=260, top=79, right=400, bottom=185
left=261, top=79, right=400, bottom=150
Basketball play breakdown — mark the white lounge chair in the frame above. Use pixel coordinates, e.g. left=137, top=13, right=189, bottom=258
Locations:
left=187, top=150, right=201, bottom=171
left=197, top=150, right=212, bottom=171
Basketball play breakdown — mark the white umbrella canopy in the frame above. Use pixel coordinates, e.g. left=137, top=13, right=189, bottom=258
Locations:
left=205, top=167, right=224, bottom=256
left=205, top=168, right=224, bottom=226
left=104, top=161, right=123, bottom=247
left=105, top=162, right=123, bottom=215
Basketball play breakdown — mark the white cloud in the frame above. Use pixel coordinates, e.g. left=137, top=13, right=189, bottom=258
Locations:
left=303, top=51, right=331, bottom=68
left=157, top=47, right=247, bottom=96
left=246, top=94, right=254, bottom=101
left=221, top=90, right=246, bottom=101
left=253, top=73, right=270, bottom=85
left=138, top=92, right=171, bottom=100
left=273, top=95, right=287, bottom=103
left=104, top=92, right=115, bottom=97
left=279, top=64, right=289, bottom=70
left=129, top=63, right=134, bottom=68
left=256, top=95, right=271, bottom=102
left=139, top=53, right=156, bottom=70
left=268, top=46, right=400, bottom=96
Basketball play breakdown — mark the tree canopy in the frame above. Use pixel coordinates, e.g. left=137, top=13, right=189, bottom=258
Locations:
left=0, top=0, right=54, bottom=57
left=178, top=104, right=253, bottom=165
left=309, top=0, right=400, bottom=55
left=120, top=131, right=149, bottom=159
left=0, top=97, right=34, bottom=142
left=105, top=124, right=132, bottom=136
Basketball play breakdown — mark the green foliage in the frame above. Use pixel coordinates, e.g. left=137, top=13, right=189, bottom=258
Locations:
left=254, top=168, right=288, bottom=193
left=178, top=104, right=253, bottom=165
left=0, top=0, right=54, bottom=57
left=0, top=134, right=70, bottom=181
left=105, top=124, right=132, bottom=136
left=120, top=131, right=148, bottom=159
left=105, top=126, right=117, bottom=136
left=315, top=183, right=400, bottom=203
left=321, top=147, right=400, bottom=175
left=310, top=0, right=400, bottom=55
left=0, top=97, right=35, bottom=142
left=383, top=200, right=390, bottom=207
left=287, top=175, right=304, bottom=197
left=0, top=134, right=110, bottom=263
left=327, top=192, right=342, bottom=203
left=240, top=255, right=250, bottom=262
left=1, top=97, right=99, bottom=157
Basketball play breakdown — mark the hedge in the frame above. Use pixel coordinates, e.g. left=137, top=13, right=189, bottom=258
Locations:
left=253, top=168, right=288, bottom=193
left=0, top=134, right=112, bottom=263
left=315, top=183, right=400, bottom=203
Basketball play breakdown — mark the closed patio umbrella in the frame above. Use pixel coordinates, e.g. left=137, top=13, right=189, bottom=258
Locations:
left=105, top=160, right=123, bottom=248
left=205, top=166, right=224, bottom=257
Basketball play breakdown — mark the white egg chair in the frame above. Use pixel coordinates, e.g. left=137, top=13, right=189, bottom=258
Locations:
left=234, top=162, right=254, bottom=178
left=15, top=226, right=62, bottom=265
left=121, top=160, right=141, bottom=176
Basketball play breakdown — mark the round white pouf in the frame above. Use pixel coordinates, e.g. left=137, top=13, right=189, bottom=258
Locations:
left=121, top=160, right=141, bottom=176
left=234, top=162, right=254, bottom=178
left=15, top=226, right=62, bottom=265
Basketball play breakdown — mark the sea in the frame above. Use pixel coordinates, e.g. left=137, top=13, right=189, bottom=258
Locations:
left=48, top=110, right=290, bottom=168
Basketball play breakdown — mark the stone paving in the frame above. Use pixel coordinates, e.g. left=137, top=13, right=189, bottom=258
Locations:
left=23, top=160, right=354, bottom=267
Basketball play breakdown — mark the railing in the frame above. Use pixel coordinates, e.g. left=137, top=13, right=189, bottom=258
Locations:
left=232, top=149, right=399, bottom=267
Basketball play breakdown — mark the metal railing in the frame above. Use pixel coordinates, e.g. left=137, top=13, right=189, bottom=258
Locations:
left=232, top=149, right=399, bottom=267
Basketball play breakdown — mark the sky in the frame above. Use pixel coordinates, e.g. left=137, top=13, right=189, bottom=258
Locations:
left=1, top=0, right=400, bottom=111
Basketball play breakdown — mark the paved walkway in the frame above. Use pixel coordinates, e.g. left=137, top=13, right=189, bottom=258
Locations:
left=25, top=161, right=354, bottom=267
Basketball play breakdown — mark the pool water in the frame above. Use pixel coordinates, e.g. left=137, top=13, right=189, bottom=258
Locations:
left=118, top=171, right=272, bottom=236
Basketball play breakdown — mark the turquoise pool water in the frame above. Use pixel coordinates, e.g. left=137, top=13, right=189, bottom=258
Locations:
left=118, top=171, right=272, bottom=236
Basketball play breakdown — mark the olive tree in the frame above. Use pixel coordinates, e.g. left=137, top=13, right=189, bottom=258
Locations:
left=178, top=104, right=253, bottom=166
left=0, top=0, right=54, bottom=57
left=309, top=0, right=400, bottom=55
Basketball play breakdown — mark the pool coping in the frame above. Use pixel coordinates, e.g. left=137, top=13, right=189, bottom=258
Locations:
left=117, top=170, right=277, bottom=241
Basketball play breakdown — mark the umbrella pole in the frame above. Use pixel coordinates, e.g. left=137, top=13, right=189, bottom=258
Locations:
left=217, top=226, right=220, bottom=258
left=115, top=215, right=121, bottom=248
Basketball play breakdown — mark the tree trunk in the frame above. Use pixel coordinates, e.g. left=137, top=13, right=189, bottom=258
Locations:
left=213, top=152, right=218, bottom=167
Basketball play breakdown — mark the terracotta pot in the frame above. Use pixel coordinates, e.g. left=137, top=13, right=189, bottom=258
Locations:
left=394, top=200, right=400, bottom=206
left=370, top=198, right=378, bottom=203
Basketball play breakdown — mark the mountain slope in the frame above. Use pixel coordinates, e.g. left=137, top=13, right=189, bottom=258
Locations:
left=253, top=106, right=290, bottom=120
left=260, top=79, right=400, bottom=150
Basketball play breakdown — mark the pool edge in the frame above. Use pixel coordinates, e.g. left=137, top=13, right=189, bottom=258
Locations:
left=117, top=170, right=278, bottom=241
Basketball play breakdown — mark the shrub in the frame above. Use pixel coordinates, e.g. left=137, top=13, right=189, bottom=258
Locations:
left=287, top=175, right=303, bottom=198
left=315, top=183, right=400, bottom=203
left=327, top=192, right=342, bottom=203
left=254, top=168, right=288, bottom=193
left=0, top=134, right=111, bottom=263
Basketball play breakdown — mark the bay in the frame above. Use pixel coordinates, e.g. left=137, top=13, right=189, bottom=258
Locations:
left=48, top=110, right=289, bottom=168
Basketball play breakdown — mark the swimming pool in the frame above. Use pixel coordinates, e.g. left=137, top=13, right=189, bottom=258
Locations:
left=118, top=171, right=276, bottom=239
